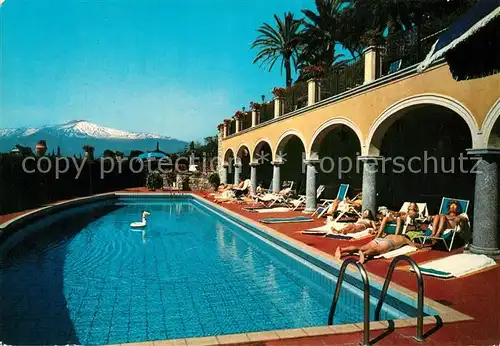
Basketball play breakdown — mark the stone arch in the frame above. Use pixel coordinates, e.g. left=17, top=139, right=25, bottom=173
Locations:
left=223, top=148, right=235, bottom=163
left=275, top=130, right=307, bottom=161
left=309, top=118, right=364, bottom=160
left=481, top=98, right=500, bottom=147
left=365, top=94, right=480, bottom=156
left=236, top=143, right=251, bottom=165
left=251, top=138, right=274, bottom=163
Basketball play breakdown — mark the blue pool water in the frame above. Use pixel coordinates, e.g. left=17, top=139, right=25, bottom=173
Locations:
left=0, top=196, right=427, bottom=344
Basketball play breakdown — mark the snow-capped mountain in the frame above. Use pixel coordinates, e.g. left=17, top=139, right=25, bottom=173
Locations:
left=0, top=120, right=170, bottom=140
left=0, top=120, right=188, bottom=156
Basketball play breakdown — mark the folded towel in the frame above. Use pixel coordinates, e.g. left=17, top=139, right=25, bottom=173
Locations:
left=412, top=253, right=496, bottom=278
left=326, top=229, right=371, bottom=240
left=253, top=207, right=292, bottom=213
left=260, top=216, right=313, bottom=224
left=374, top=245, right=418, bottom=259
left=302, top=224, right=330, bottom=235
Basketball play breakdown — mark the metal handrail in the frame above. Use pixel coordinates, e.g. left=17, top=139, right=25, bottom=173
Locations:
left=374, top=255, right=425, bottom=342
left=328, top=258, right=371, bottom=346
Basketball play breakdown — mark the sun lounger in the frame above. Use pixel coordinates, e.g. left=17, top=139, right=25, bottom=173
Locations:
left=302, top=220, right=372, bottom=240
left=312, top=184, right=350, bottom=218
left=246, top=207, right=292, bottom=213
left=410, top=253, right=496, bottom=278
left=416, top=197, right=470, bottom=251
left=289, top=185, right=325, bottom=211
left=260, top=216, right=313, bottom=224
left=333, top=191, right=362, bottom=222
left=325, top=229, right=371, bottom=240
left=301, top=224, right=331, bottom=235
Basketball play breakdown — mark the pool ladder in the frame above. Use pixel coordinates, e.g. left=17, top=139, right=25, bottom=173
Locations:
left=328, top=255, right=425, bottom=346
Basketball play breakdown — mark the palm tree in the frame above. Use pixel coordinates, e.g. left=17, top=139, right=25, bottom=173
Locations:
left=299, top=0, right=346, bottom=72
left=333, top=0, right=412, bottom=51
left=252, top=12, right=302, bottom=87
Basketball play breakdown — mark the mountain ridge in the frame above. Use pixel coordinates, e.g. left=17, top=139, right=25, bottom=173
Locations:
left=0, top=120, right=188, bottom=156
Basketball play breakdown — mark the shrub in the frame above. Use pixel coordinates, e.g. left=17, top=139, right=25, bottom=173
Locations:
left=208, top=172, right=220, bottom=190
left=146, top=171, right=163, bottom=190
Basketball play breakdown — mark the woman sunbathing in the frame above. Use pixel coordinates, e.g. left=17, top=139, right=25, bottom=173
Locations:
left=330, top=209, right=377, bottom=234
left=376, top=202, right=421, bottom=237
left=334, top=234, right=424, bottom=264
left=326, top=193, right=362, bottom=217
left=430, top=200, right=467, bottom=237
left=217, top=178, right=245, bottom=192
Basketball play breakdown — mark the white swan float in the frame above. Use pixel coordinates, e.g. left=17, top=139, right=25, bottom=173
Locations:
left=130, top=211, right=150, bottom=228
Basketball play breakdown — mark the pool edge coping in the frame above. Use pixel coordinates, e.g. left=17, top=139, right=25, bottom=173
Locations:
left=0, top=191, right=476, bottom=345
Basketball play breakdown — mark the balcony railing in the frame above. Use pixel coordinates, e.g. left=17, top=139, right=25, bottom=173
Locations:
left=381, top=27, right=438, bottom=75
left=240, top=111, right=252, bottom=131
left=259, top=101, right=275, bottom=123
left=223, top=27, right=447, bottom=138
left=282, top=81, right=308, bottom=114
left=320, top=56, right=364, bottom=100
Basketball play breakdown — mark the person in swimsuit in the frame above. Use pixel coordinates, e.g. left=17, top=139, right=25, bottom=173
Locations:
left=334, top=234, right=424, bottom=264
left=325, top=193, right=363, bottom=217
left=331, top=209, right=377, bottom=234
left=430, top=200, right=467, bottom=237
left=376, top=202, right=421, bottom=237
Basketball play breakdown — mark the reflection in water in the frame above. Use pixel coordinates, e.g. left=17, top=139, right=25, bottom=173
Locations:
left=130, top=227, right=147, bottom=244
left=266, top=264, right=277, bottom=290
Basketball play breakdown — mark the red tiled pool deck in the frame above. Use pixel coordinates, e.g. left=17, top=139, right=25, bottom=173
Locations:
left=1, top=188, right=499, bottom=345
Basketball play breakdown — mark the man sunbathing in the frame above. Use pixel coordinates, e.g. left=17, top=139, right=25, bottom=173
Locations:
left=330, top=209, right=378, bottom=234
left=334, top=234, right=424, bottom=264
left=430, top=200, right=468, bottom=237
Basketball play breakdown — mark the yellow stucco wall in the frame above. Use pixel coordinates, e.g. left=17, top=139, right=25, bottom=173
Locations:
left=222, top=63, right=500, bottom=160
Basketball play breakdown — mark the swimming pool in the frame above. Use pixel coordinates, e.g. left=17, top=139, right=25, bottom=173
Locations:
left=0, top=194, right=437, bottom=344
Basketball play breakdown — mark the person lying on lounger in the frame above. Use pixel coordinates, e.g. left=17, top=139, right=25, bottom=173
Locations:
left=330, top=209, right=378, bottom=234
left=376, top=202, right=422, bottom=237
left=325, top=193, right=363, bottom=217
left=334, top=234, right=424, bottom=264
left=430, top=200, right=468, bottom=238
left=217, top=178, right=245, bottom=192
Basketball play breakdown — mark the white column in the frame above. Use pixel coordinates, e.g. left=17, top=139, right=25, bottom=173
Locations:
left=251, top=110, right=259, bottom=127
left=307, top=79, right=321, bottom=106
left=363, top=46, right=381, bottom=84
left=223, top=122, right=229, bottom=137
left=274, top=97, right=283, bottom=119
left=235, top=118, right=240, bottom=133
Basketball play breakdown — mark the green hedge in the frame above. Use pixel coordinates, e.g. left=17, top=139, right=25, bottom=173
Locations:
left=0, top=154, right=144, bottom=215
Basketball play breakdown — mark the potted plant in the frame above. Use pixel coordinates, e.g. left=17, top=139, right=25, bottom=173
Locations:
left=303, top=65, right=325, bottom=79
left=208, top=172, right=220, bottom=190
left=146, top=171, right=164, bottom=191
left=250, top=102, right=261, bottom=111
left=271, top=87, right=287, bottom=98
left=234, top=110, right=246, bottom=119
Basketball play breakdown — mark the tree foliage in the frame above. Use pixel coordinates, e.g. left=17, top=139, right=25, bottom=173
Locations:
left=252, top=12, right=302, bottom=87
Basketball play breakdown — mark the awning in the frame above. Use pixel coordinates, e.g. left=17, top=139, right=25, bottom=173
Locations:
left=417, top=0, right=500, bottom=80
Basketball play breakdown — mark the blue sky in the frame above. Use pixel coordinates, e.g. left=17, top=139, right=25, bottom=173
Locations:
left=1, top=0, right=347, bottom=141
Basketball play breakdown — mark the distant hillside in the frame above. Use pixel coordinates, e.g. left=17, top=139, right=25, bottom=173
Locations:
left=0, top=120, right=188, bottom=156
